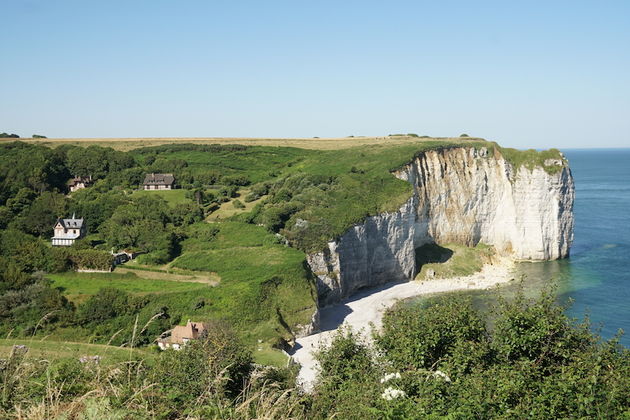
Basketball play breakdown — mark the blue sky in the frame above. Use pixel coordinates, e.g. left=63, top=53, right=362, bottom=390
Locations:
left=1, top=0, right=629, bottom=148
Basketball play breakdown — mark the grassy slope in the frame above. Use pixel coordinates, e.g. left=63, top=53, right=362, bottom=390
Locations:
left=48, top=271, right=208, bottom=304
left=170, top=222, right=316, bottom=341
left=415, top=243, right=496, bottom=280
left=132, top=145, right=310, bottom=183
left=131, top=189, right=190, bottom=205
left=48, top=222, right=316, bottom=364
left=498, top=146, right=566, bottom=175
left=0, top=338, right=153, bottom=365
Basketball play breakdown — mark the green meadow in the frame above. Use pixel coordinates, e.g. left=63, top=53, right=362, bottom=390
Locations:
left=0, top=338, right=153, bottom=365
left=131, top=188, right=190, bottom=205
left=48, top=271, right=208, bottom=303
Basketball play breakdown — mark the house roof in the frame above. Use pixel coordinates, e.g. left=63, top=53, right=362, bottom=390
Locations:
left=168, top=321, right=208, bottom=344
left=143, top=173, right=175, bottom=186
left=55, top=216, right=84, bottom=230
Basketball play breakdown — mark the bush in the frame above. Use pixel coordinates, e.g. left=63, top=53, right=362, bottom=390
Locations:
left=311, top=327, right=382, bottom=419
left=153, top=321, right=252, bottom=403
left=243, top=193, right=258, bottom=202
left=232, top=199, right=245, bottom=209
left=375, top=295, right=487, bottom=372
left=0, top=132, right=19, bottom=138
left=77, top=288, right=135, bottom=325
left=68, top=249, right=113, bottom=271
left=222, top=175, right=250, bottom=186
left=218, top=185, right=238, bottom=198
left=492, top=291, right=594, bottom=369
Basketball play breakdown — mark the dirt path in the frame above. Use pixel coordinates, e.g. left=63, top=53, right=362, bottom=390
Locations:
left=289, top=258, right=516, bottom=391
left=115, top=267, right=220, bottom=285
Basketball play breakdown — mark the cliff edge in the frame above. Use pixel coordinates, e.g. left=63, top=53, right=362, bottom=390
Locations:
left=307, top=146, right=575, bottom=306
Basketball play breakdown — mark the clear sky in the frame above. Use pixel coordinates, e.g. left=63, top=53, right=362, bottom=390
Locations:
left=2, top=0, right=629, bottom=148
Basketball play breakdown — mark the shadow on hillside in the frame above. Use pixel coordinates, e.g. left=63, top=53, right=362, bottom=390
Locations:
left=415, top=243, right=453, bottom=272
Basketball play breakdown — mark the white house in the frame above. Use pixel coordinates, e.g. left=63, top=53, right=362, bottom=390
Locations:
left=52, top=215, right=86, bottom=246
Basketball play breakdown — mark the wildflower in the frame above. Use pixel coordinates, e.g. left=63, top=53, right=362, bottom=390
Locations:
left=381, top=386, right=406, bottom=400
left=432, top=370, right=451, bottom=382
left=380, top=372, right=401, bottom=383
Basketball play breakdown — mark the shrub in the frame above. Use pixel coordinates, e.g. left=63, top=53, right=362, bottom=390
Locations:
left=375, top=295, right=487, bottom=372
left=68, top=249, right=113, bottom=271
left=0, top=132, right=19, bottom=138
left=218, top=185, right=238, bottom=198
left=232, top=199, right=245, bottom=209
left=244, top=193, right=258, bottom=202
left=77, top=288, right=134, bottom=325
left=153, top=320, right=252, bottom=403
left=222, top=175, right=250, bottom=186
left=311, top=327, right=381, bottom=419
left=492, top=291, right=594, bottom=369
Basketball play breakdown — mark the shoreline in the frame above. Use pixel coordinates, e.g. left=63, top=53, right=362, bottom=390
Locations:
left=290, top=257, right=516, bottom=390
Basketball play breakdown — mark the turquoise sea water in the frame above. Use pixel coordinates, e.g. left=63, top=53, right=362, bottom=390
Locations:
left=506, top=149, right=630, bottom=345
left=411, top=149, right=630, bottom=346
left=556, top=149, right=630, bottom=345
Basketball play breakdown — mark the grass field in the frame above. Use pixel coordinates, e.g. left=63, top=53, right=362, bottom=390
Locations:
left=131, top=188, right=191, bottom=205
left=12, top=135, right=481, bottom=151
left=115, top=266, right=220, bottom=284
left=46, top=222, right=316, bottom=363
left=168, top=222, right=316, bottom=341
left=415, top=243, right=496, bottom=281
left=48, top=271, right=209, bottom=304
left=0, top=338, right=153, bottom=364
left=206, top=188, right=267, bottom=221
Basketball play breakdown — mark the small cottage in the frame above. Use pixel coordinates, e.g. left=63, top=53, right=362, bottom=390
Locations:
left=52, top=214, right=86, bottom=246
left=143, top=173, right=175, bottom=190
left=67, top=176, right=92, bottom=193
left=157, top=320, right=208, bottom=350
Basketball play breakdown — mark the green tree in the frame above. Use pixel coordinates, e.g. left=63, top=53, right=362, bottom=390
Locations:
left=12, top=191, right=67, bottom=237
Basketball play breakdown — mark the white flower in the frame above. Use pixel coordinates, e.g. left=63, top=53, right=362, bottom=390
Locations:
left=432, top=370, right=451, bottom=382
left=381, top=386, right=406, bottom=400
left=380, top=372, right=402, bottom=383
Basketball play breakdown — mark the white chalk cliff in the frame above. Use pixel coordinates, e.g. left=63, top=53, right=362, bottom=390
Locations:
left=307, top=146, right=575, bottom=306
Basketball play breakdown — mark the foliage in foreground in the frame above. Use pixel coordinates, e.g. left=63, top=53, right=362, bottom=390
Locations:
left=311, top=292, right=630, bottom=419
left=1, top=292, right=628, bottom=419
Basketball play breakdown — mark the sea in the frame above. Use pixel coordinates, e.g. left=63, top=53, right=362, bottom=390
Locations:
left=555, top=148, right=630, bottom=345
left=414, top=149, right=630, bottom=346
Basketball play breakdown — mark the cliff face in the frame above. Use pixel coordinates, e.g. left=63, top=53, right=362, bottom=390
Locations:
left=307, top=147, right=575, bottom=306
